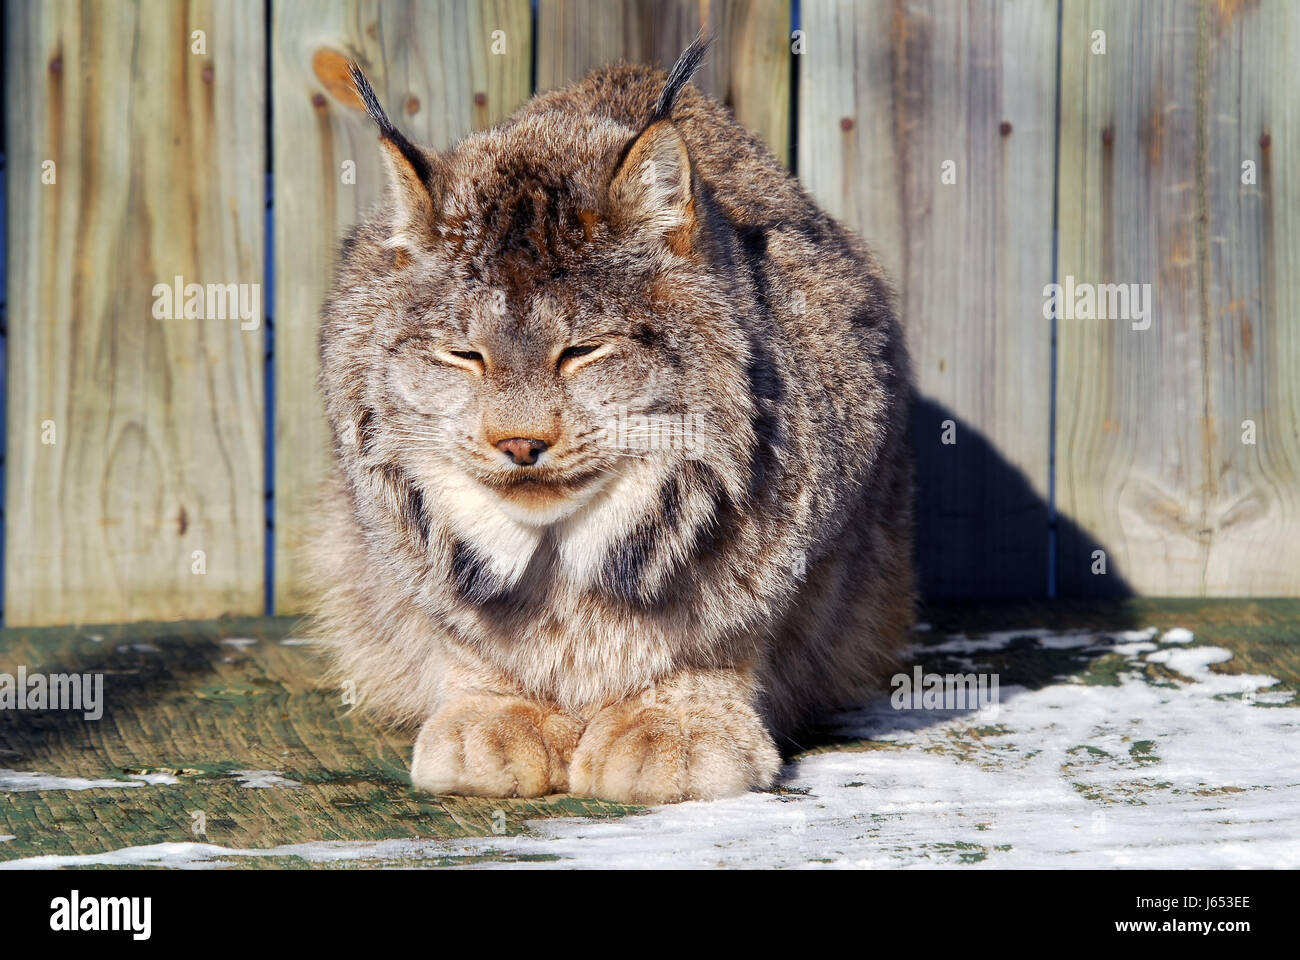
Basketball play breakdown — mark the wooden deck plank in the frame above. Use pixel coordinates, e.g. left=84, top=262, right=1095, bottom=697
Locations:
left=1, top=603, right=1293, bottom=865
left=0, top=616, right=636, bottom=862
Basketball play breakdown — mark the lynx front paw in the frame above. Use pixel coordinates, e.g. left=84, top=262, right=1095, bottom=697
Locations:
left=569, top=695, right=781, bottom=804
left=410, top=695, right=582, bottom=798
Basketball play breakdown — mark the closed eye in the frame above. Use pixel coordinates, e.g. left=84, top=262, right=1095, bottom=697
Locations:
left=560, top=344, right=597, bottom=361
left=557, top=343, right=604, bottom=371
left=437, top=348, right=486, bottom=374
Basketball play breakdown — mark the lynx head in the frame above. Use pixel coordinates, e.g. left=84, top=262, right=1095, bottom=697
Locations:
left=332, top=37, right=756, bottom=530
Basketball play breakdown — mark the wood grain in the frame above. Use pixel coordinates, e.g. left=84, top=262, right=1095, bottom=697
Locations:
left=271, top=0, right=531, bottom=613
left=4, top=0, right=266, bottom=625
left=1057, top=0, right=1300, bottom=596
left=799, top=0, right=1059, bottom=597
left=537, top=0, right=792, bottom=165
left=1202, top=0, right=1300, bottom=594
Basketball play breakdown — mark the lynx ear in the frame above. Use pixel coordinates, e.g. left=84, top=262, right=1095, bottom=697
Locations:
left=609, top=120, right=695, bottom=250
left=608, top=33, right=711, bottom=252
left=348, top=62, right=440, bottom=252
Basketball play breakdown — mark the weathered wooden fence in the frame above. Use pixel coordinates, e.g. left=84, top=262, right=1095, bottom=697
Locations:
left=3, top=0, right=1297, bottom=626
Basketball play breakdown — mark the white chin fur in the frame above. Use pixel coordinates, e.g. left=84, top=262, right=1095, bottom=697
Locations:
left=487, top=478, right=609, bottom=527
left=428, top=456, right=659, bottom=592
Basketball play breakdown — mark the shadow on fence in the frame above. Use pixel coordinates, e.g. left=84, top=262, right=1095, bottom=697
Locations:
left=912, top=396, right=1134, bottom=601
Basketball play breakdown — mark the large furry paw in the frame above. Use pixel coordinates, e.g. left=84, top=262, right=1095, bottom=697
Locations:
left=569, top=694, right=781, bottom=804
left=410, top=695, right=582, bottom=798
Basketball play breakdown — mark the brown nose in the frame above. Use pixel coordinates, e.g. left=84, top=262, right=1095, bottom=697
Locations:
left=496, top=437, right=548, bottom=466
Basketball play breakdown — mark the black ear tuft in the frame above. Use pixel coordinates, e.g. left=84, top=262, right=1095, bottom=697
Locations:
left=650, top=32, right=713, bottom=123
left=347, top=61, right=434, bottom=184
left=347, top=61, right=394, bottom=137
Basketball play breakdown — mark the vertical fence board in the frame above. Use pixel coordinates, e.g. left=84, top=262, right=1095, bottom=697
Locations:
left=271, top=0, right=532, bottom=613
left=537, top=0, right=792, bottom=166
left=1057, top=0, right=1205, bottom=596
left=800, top=0, right=1059, bottom=597
left=1202, top=2, right=1300, bottom=594
left=1057, top=0, right=1300, bottom=596
left=4, top=0, right=265, bottom=625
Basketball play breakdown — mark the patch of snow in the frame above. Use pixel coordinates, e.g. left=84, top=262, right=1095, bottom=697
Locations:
left=1111, top=628, right=1160, bottom=643
left=279, top=638, right=311, bottom=646
left=1109, top=641, right=1157, bottom=657
left=221, top=638, right=258, bottom=649
left=231, top=770, right=302, bottom=789
left=0, top=839, right=467, bottom=870
left=1253, top=690, right=1296, bottom=706
left=1144, top=647, right=1278, bottom=695
left=0, top=769, right=182, bottom=792
left=1160, top=628, right=1195, bottom=645
left=0, top=770, right=145, bottom=792
left=921, top=629, right=1048, bottom=655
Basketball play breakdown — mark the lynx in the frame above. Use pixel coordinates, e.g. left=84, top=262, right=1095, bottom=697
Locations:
left=311, top=38, right=915, bottom=804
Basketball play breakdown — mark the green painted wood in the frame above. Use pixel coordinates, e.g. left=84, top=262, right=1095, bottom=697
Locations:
left=0, top=616, right=636, bottom=864
left=1, top=604, right=1293, bottom=865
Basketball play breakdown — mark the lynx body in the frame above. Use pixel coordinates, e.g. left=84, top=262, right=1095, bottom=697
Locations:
left=312, top=41, right=915, bottom=803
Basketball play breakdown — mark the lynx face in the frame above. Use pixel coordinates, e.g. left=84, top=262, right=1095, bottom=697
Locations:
left=367, top=112, right=741, bottom=527
left=381, top=263, right=688, bottom=524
